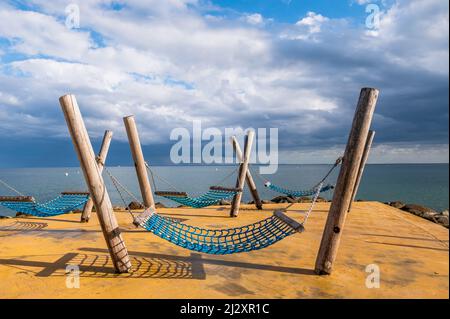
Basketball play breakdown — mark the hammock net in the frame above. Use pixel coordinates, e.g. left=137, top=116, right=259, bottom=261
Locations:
left=0, top=193, right=89, bottom=217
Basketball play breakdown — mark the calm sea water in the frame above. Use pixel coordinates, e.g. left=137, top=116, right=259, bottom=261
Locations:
left=0, top=164, right=448, bottom=217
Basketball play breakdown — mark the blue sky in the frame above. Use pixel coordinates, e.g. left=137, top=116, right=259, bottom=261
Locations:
left=0, top=0, right=448, bottom=167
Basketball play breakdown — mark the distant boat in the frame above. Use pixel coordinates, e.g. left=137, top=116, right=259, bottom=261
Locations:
left=65, top=172, right=69, bottom=176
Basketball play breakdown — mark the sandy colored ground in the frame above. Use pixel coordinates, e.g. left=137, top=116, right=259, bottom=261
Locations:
left=0, top=202, right=448, bottom=299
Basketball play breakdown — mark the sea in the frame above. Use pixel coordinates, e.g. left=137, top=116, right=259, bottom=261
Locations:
left=0, top=164, right=448, bottom=217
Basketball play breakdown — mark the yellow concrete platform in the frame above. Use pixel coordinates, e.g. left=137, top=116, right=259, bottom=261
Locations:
left=0, top=202, right=448, bottom=299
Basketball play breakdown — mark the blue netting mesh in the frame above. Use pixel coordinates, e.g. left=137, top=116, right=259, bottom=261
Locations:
left=0, top=194, right=89, bottom=217
left=138, top=212, right=299, bottom=255
left=160, top=189, right=238, bottom=208
left=265, top=182, right=334, bottom=197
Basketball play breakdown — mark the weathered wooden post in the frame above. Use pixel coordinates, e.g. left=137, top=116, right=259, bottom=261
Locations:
left=123, top=115, right=155, bottom=209
left=230, top=131, right=255, bottom=217
left=348, top=130, right=375, bottom=212
left=231, top=136, right=263, bottom=210
left=81, top=130, right=113, bottom=222
left=315, top=88, right=379, bottom=275
left=59, top=94, right=132, bottom=273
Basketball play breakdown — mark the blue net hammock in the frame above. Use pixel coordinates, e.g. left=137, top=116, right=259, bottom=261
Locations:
left=134, top=208, right=303, bottom=255
left=155, top=187, right=240, bottom=209
left=261, top=157, right=342, bottom=198
left=0, top=192, right=90, bottom=217
left=264, top=182, right=334, bottom=197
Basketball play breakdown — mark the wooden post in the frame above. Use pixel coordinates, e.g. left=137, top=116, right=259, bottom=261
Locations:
left=314, top=88, right=379, bottom=275
left=123, top=115, right=155, bottom=209
left=230, top=131, right=255, bottom=217
left=81, top=130, right=113, bottom=222
left=348, top=130, right=375, bottom=212
left=59, top=94, right=131, bottom=273
left=231, top=136, right=263, bottom=210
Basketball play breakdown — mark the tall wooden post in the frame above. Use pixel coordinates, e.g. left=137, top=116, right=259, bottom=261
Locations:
left=59, top=94, right=131, bottom=273
left=348, top=130, right=375, bottom=212
left=230, top=131, right=255, bottom=217
left=231, top=136, right=262, bottom=210
left=123, top=115, right=155, bottom=209
left=81, top=130, right=113, bottom=222
left=314, top=88, right=379, bottom=275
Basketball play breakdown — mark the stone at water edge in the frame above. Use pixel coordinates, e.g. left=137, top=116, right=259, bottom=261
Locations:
left=389, top=201, right=406, bottom=209
left=271, top=195, right=294, bottom=203
left=297, top=196, right=312, bottom=203
left=15, top=212, right=32, bottom=218
left=218, top=199, right=231, bottom=206
left=442, top=210, right=449, bottom=217
left=155, top=202, right=166, bottom=208
left=128, top=201, right=144, bottom=210
left=435, top=215, right=449, bottom=228
left=401, top=204, right=437, bottom=219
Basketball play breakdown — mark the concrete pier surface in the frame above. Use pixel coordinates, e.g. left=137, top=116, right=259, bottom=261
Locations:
left=0, top=202, right=448, bottom=299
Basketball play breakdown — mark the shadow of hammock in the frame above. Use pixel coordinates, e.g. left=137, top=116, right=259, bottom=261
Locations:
left=81, top=247, right=316, bottom=276
left=0, top=251, right=206, bottom=280
left=16, top=216, right=84, bottom=224
left=0, top=245, right=316, bottom=279
left=0, top=221, right=48, bottom=237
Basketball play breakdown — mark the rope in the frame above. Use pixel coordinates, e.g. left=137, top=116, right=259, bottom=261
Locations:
left=215, top=166, right=240, bottom=186
left=144, top=162, right=178, bottom=192
left=314, top=156, right=343, bottom=187
left=302, top=182, right=323, bottom=225
left=252, top=156, right=343, bottom=188
left=104, top=167, right=141, bottom=219
left=0, top=178, right=25, bottom=196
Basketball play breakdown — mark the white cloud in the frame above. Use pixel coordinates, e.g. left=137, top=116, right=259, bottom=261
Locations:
left=296, top=11, right=329, bottom=33
left=245, top=13, right=264, bottom=25
left=0, top=0, right=448, bottom=163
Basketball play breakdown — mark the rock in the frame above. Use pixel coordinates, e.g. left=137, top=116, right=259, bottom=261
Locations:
left=297, top=197, right=312, bottom=203
left=271, top=196, right=287, bottom=203
left=269, top=196, right=297, bottom=203
left=0, top=215, right=12, bottom=219
left=401, top=204, right=437, bottom=218
left=15, top=212, right=31, bottom=218
left=261, top=200, right=272, bottom=204
left=316, top=197, right=328, bottom=203
left=389, top=201, right=405, bottom=209
left=128, top=201, right=144, bottom=210
left=286, top=196, right=297, bottom=204
left=435, top=215, right=449, bottom=228
left=155, top=202, right=166, bottom=208
left=400, top=204, right=449, bottom=228
left=218, top=199, right=231, bottom=206
left=113, top=206, right=126, bottom=211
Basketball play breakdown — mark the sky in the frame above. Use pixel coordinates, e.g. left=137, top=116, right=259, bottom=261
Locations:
left=0, top=0, right=448, bottom=167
